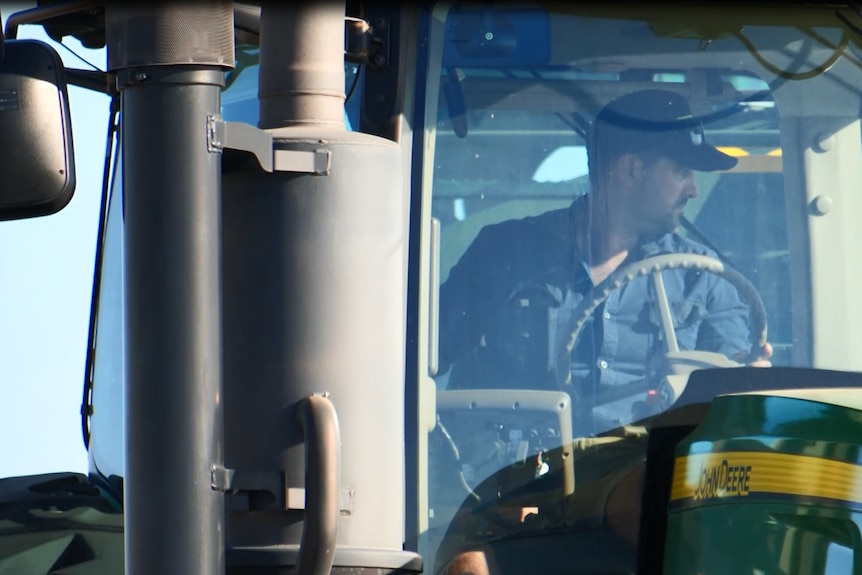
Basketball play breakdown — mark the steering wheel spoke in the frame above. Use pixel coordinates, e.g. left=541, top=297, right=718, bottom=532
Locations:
left=558, top=253, right=768, bottom=409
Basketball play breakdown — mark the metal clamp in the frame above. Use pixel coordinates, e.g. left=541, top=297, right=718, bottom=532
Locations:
left=207, top=115, right=331, bottom=175
left=211, top=465, right=235, bottom=492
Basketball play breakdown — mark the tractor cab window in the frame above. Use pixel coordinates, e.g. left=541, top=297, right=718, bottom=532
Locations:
left=87, top=157, right=125, bottom=483
left=420, top=4, right=862, bottom=574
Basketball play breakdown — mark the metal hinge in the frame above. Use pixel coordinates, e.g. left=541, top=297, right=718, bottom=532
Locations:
left=345, top=16, right=390, bottom=68
left=206, top=114, right=331, bottom=175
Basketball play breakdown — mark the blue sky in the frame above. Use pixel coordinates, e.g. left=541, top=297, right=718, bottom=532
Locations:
left=1, top=4, right=109, bottom=478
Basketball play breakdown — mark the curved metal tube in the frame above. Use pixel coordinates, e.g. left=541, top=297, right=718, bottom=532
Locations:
left=297, top=393, right=342, bottom=575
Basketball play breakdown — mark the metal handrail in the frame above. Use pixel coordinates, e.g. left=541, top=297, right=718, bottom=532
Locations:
left=296, top=393, right=342, bottom=575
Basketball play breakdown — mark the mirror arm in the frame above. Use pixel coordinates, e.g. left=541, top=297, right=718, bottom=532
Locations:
left=4, top=1, right=102, bottom=40
left=66, top=68, right=117, bottom=96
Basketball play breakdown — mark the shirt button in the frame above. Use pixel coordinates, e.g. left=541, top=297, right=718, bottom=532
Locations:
left=603, top=312, right=611, bottom=320
left=597, top=359, right=608, bottom=369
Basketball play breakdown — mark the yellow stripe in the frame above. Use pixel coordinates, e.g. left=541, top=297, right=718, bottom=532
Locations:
left=716, top=146, right=749, bottom=157
left=670, top=451, right=862, bottom=506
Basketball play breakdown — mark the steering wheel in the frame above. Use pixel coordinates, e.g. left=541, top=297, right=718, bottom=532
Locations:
left=554, top=253, right=768, bottom=410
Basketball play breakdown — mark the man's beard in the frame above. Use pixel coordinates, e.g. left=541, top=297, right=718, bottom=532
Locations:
left=660, top=199, right=688, bottom=234
left=639, top=205, right=683, bottom=241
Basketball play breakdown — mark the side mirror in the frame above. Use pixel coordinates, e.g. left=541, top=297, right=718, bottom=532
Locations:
left=0, top=39, right=76, bottom=221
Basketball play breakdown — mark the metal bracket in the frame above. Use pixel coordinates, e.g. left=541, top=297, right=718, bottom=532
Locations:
left=212, top=466, right=282, bottom=496
left=285, top=486, right=355, bottom=515
left=345, top=16, right=389, bottom=68
left=213, top=465, right=353, bottom=515
left=368, top=17, right=391, bottom=68
left=207, top=115, right=331, bottom=175
left=285, top=487, right=306, bottom=510
left=211, top=465, right=235, bottom=492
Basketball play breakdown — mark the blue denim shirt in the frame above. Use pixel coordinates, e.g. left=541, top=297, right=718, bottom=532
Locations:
left=438, top=199, right=751, bottom=430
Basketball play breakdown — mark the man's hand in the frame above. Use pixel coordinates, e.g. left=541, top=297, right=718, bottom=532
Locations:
left=443, top=548, right=494, bottom=575
left=747, top=342, right=773, bottom=367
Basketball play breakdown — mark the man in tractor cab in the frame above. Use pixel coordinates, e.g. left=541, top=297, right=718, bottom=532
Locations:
left=437, top=88, right=772, bottom=435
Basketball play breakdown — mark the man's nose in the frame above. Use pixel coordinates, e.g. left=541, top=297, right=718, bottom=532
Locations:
left=684, top=173, right=698, bottom=198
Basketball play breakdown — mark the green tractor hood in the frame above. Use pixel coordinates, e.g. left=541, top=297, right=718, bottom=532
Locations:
left=0, top=473, right=123, bottom=575
left=665, top=388, right=862, bottom=574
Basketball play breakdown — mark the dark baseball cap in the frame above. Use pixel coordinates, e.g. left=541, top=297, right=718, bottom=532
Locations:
left=589, top=89, right=737, bottom=172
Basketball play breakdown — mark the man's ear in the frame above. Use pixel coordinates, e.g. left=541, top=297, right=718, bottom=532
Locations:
left=614, top=153, right=646, bottom=188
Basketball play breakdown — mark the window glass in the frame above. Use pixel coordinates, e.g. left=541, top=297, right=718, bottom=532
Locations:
left=88, top=160, right=125, bottom=481
left=423, top=4, right=862, bottom=574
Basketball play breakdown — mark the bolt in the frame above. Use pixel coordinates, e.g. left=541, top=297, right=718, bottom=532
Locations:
left=809, top=195, right=833, bottom=216
left=813, top=132, right=834, bottom=153
left=133, top=71, right=148, bottom=83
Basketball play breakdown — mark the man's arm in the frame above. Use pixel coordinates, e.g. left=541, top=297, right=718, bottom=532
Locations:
left=438, top=224, right=509, bottom=374
left=438, top=207, right=575, bottom=378
left=696, top=273, right=772, bottom=366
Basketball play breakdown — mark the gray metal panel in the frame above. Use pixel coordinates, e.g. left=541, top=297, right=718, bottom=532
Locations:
left=222, top=130, right=415, bottom=570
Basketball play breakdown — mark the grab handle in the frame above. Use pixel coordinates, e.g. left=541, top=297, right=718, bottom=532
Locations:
left=297, top=393, right=341, bottom=575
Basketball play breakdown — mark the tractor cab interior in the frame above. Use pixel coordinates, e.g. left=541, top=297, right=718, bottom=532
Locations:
left=419, top=4, right=862, bottom=574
